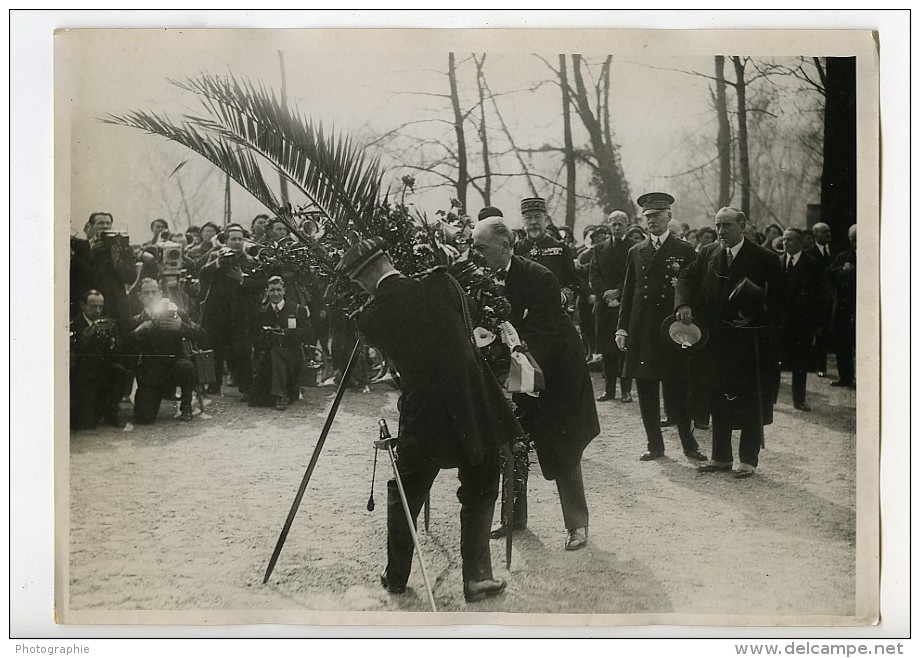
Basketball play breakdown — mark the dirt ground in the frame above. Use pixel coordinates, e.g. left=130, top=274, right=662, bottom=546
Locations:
left=68, top=367, right=857, bottom=618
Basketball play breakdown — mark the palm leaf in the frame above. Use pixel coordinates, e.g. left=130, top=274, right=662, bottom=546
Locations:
left=173, top=73, right=384, bottom=236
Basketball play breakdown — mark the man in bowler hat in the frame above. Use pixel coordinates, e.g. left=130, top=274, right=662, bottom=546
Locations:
left=675, top=207, right=785, bottom=479
left=615, top=193, right=707, bottom=463
left=340, top=238, right=520, bottom=602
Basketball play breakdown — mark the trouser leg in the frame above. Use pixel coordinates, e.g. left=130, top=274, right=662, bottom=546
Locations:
left=555, top=462, right=589, bottom=530
left=662, top=379, right=699, bottom=453
left=636, top=378, right=665, bottom=453
left=172, top=360, right=197, bottom=414
left=230, top=339, right=253, bottom=392
left=457, top=448, right=500, bottom=582
left=835, top=322, right=855, bottom=383
left=792, top=370, right=808, bottom=405
left=709, top=412, right=735, bottom=464
left=269, top=348, right=290, bottom=398
left=601, top=353, right=619, bottom=396
left=497, top=446, right=528, bottom=528
left=738, top=422, right=763, bottom=468
left=385, top=465, right=439, bottom=586
left=133, top=384, right=163, bottom=424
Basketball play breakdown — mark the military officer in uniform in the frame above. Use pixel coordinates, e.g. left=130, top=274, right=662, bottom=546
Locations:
left=473, top=217, right=600, bottom=551
left=675, top=207, right=785, bottom=479
left=615, top=193, right=707, bottom=462
left=341, top=238, right=521, bottom=602
left=513, top=197, right=584, bottom=309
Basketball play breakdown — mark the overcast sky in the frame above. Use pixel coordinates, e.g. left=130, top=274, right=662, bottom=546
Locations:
left=58, top=29, right=812, bottom=240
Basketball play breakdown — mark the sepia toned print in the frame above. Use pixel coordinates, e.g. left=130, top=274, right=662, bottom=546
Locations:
left=55, top=28, right=879, bottom=626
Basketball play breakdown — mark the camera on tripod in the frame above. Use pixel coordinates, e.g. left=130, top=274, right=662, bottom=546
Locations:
left=159, top=241, right=185, bottom=278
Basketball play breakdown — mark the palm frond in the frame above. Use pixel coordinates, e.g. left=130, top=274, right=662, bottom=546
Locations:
left=102, top=109, right=284, bottom=218
left=173, top=73, right=385, bottom=235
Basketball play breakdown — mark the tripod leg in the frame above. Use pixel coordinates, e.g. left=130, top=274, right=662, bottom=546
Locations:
left=386, top=445, right=438, bottom=613
left=423, top=493, right=431, bottom=532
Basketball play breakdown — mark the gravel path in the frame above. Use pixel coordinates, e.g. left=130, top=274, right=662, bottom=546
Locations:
left=68, top=370, right=856, bottom=618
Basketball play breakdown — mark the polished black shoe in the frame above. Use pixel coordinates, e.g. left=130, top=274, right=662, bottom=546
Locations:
left=697, top=460, right=733, bottom=473
left=489, top=522, right=527, bottom=539
left=620, top=393, right=633, bottom=403
left=660, top=417, right=676, bottom=427
left=684, top=449, right=708, bottom=462
left=180, top=410, right=193, bottom=422
left=380, top=570, right=407, bottom=594
left=275, top=395, right=289, bottom=411
left=464, top=578, right=506, bottom=602
left=596, top=393, right=617, bottom=402
left=564, top=527, right=588, bottom=551
left=794, top=402, right=812, bottom=412
left=830, top=380, right=854, bottom=388
left=103, top=415, right=125, bottom=428
left=694, top=422, right=710, bottom=430
left=639, top=451, right=664, bottom=461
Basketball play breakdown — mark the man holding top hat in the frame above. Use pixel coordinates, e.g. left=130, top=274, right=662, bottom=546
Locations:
left=615, top=193, right=708, bottom=463
left=338, top=237, right=521, bottom=602
left=675, top=207, right=785, bottom=479
left=472, top=216, right=599, bottom=551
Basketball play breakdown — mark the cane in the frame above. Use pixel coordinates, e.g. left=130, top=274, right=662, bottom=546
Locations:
left=376, top=419, right=438, bottom=612
left=502, top=443, right=514, bottom=570
left=263, top=339, right=362, bottom=584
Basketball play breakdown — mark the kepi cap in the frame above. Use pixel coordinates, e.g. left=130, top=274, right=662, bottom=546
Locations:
left=520, top=197, right=546, bottom=214
left=637, top=192, right=674, bottom=216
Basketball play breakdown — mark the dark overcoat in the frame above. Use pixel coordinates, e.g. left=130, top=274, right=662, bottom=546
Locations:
left=198, top=251, right=264, bottom=346
left=513, top=233, right=583, bottom=295
left=675, top=240, right=785, bottom=428
left=125, top=309, right=206, bottom=387
left=617, top=234, right=697, bottom=381
left=356, top=270, right=523, bottom=471
left=778, top=251, right=825, bottom=372
left=589, top=236, right=631, bottom=354
left=504, top=256, right=600, bottom=480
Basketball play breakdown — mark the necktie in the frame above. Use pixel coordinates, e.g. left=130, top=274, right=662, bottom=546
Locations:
left=786, top=255, right=793, bottom=271
left=726, top=249, right=734, bottom=269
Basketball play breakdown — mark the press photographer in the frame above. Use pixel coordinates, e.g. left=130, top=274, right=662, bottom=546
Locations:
left=249, top=276, right=313, bottom=410
left=87, top=212, right=137, bottom=328
left=70, top=289, right=129, bottom=430
left=126, top=278, right=207, bottom=424
left=198, top=223, right=265, bottom=398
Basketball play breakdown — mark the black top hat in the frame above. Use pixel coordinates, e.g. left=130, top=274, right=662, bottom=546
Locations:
left=728, top=277, right=765, bottom=320
left=660, top=315, right=709, bottom=353
left=478, top=206, right=504, bottom=221
left=336, top=237, right=386, bottom=278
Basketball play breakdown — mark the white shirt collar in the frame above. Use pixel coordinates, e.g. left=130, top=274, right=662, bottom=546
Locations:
left=272, top=299, right=286, bottom=312
left=651, top=230, right=670, bottom=246
left=83, top=313, right=94, bottom=326
left=728, top=237, right=745, bottom=259
left=787, top=251, right=801, bottom=266
left=375, top=270, right=401, bottom=290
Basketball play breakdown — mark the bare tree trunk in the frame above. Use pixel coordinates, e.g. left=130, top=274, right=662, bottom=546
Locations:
left=715, top=55, right=733, bottom=207
left=448, top=52, right=469, bottom=210
left=570, top=54, right=632, bottom=214
left=473, top=55, right=492, bottom=206
left=821, top=57, right=856, bottom=254
left=278, top=50, right=290, bottom=207
left=732, top=56, right=751, bottom=220
left=559, top=55, right=577, bottom=229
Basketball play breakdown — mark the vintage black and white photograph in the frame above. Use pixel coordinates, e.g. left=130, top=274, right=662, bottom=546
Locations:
left=54, top=26, right=880, bottom=626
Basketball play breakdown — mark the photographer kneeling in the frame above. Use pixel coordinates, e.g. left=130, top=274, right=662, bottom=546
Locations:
left=250, top=276, right=313, bottom=410
left=127, top=278, right=206, bottom=424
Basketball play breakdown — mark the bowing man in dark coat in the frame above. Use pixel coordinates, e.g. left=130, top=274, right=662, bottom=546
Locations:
left=776, top=228, right=825, bottom=411
left=250, top=276, right=313, bottom=410
left=675, top=207, right=785, bottom=479
left=473, top=218, right=600, bottom=551
left=344, top=238, right=519, bottom=602
left=590, top=212, right=634, bottom=402
left=615, top=193, right=707, bottom=462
